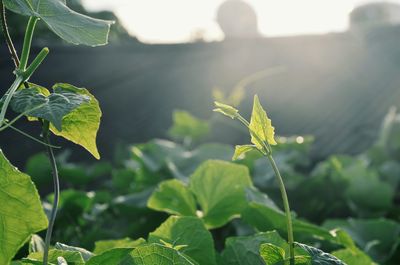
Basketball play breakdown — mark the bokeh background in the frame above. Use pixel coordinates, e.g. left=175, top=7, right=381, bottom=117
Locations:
left=1, top=0, right=400, bottom=165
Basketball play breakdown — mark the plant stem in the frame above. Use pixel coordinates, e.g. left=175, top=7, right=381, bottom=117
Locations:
left=0, top=1, right=20, bottom=68
left=267, top=154, right=294, bottom=265
left=23, top=47, right=49, bottom=80
left=0, top=75, right=24, bottom=126
left=19, top=17, right=38, bottom=71
left=42, top=121, right=60, bottom=265
left=6, top=123, right=60, bottom=148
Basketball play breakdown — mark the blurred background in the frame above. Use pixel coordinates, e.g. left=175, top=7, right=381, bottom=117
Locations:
left=2, top=0, right=400, bottom=164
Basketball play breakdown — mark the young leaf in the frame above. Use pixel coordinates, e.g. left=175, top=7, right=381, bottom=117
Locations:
left=232, top=145, right=257, bottom=161
left=49, top=83, right=102, bottom=159
left=213, top=101, right=239, bottom=119
left=3, top=0, right=113, bottom=46
left=295, top=243, right=346, bottom=265
left=259, top=243, right=285, bottom=265
left=10, top=86, right=89, bottom=130
left=147, top=179, right=197, bottom=216
left=189, top=160, right=252, bottom=228
left=55, top=242, right=94, bottom=261
left=168, top=110, right=210, bottom=142
left=249, top=95, right=277, bottom=149
left=29, top=235, right=45, bottom=254
left=0, top=150, right=48, bottom=265
left=148, top=216, right=217, bottom=265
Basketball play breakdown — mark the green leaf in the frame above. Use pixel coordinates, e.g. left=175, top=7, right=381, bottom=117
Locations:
left=221, top=231, right=288, bottom=265
left=3, top=0, right=113, bottom=46
left=94, top=238, right=146, bottom=255
left=232, top=145, right=257, bottom=161
left=295, top=243, right=346, bottom=265
left=168, top=110, right=210, bottom=141
left=259, top=243, right=285, bottom=265
left=242, top=202, right=337, bottom=244
left=55, top=242, right=94, bottom=261
left=147, top=179, right=197, bottom=216
left=25, top=249, right=86, bottom=265
left=86, top=248, right=134, bottom=265
left=49, top=83, right=102, bottom=159
left=148, top=216, right=216, bottom=265
left=10, top=85, right=89, bottom=131
left=332, top=248, right=376, bottom=265
left=213, top=101, right=238, bottom=119
left=125, top=244, right=196, bottom=264
left=249, top=95, right=277, bottom=149
left=324, top=218, right=400, bottom=263
left=0, top=150, right=48, bottom=265
left=189, top=160, right=252, bottom=228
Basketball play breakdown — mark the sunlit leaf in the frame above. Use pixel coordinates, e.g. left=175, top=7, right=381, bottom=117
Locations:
left=232, top=145, right=257, bottom=161
left=0, top=150, right=48, bottom=265
left=259, top=243, right=285, bottom=265
left=49, top=84, right=102, bottom=159
left=94, top=238, right=146, bottom=255
left=213, top=101, right=238, bottom=119
left=295, top=243, right=346, bottom=265
left=249, top=95, right=277, bottom=149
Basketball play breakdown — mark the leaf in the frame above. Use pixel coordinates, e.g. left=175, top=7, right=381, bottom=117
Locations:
left=86, top=248, right=134, bottom=265
left=324, top=218, right=400, bottom=263
left=55, top=242, right=94, bottom=261
left=3, top=0, right=113, bottom=46
left=168, top=110, right=210, bottom=141
left=332, top=248, right=376, bottom=265
left=221, top=231, right=289, bottom=265
left=57, top=257, right=68, bottom=265
left=10, top=85, right=89, bottom=130
left=148, top=216, right=217, bottom=265
left=25, top=249, right=86, bottom=265
left=232, top=145, right=257, bottom=161
left=249, top=95, right=277, bottom=149
left=213, top=101, right=238, bottom=119
left=242, top=202, right=337, bottom=244
left=126, top=244, right=196, bottom=264
left=189, top=160, right=252, bottom=228
left=49, top=83, right=102, bottom=159
left=0, top=150, right=48, bottom=265
left=94, top=238, right=146, bottom=255
left=147, top=179, right=197, bottom=216
left=259, top=243, right=285, bottom=265
left=295, top=243, right=346, bottom=265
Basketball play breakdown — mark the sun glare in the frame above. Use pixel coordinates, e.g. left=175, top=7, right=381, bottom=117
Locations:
left=83, top=0, right=400, bottom=43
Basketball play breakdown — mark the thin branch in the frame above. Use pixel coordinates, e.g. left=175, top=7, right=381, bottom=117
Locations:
left=0, top=1, right=19, bottom=68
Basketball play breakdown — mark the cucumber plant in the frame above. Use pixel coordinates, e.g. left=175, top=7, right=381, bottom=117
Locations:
left=0, top=0, right=112, bottom=264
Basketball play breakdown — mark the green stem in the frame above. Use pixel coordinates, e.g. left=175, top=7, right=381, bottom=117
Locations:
left=267, top=154, right=294, bottom=265
left=19, top=17, right=38, bottom=71
left=42, top=121, right=60, bottom=265
left=0, top=75, right=24, bottom=126
left=23, top=47, right=49, bottom=80
left=0, top=103, right=46, bottom=132
left=6, top=123, right=60, bottom=148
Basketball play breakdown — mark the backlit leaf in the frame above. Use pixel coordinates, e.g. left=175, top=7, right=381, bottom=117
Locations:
left=0, top=150, right=48, bottom=265
left=4, top=0, right=113, bottom=46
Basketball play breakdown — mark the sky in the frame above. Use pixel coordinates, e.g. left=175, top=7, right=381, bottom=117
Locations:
left=82, top=0, right=400, bottom=43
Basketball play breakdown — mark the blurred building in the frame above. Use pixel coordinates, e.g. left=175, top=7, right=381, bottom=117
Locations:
left=350, top=2, right=400, bottom=30
left=217, top=0, right=260, bottom=39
